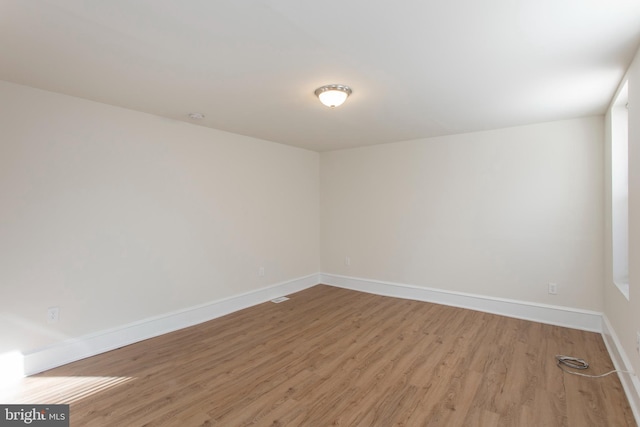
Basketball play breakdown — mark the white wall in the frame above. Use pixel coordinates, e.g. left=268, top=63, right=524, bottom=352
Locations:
left=0, top=80, right=320, bottom=355
left=604, top=46, right=640, bottom=384
left=0, top=76, right=620, bottom=375
left=320, top=117, right=604, bottom=311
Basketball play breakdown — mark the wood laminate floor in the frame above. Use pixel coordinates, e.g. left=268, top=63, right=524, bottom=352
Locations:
left=3, top=285, right=636, bottom=426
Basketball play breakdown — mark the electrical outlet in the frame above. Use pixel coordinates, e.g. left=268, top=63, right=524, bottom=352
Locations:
left=345, top=256, right=351, bottom=266
left=548, top=283, right=557, bottom=295
left=636, top=331, right=640, bottom=355
left=258, top=267, right=265, bottom=277
left=47, top=306, right=59, bottom=323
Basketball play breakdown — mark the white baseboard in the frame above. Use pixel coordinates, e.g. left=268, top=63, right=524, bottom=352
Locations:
left=23, top=274, right=320, bottom=376
left=20, top=272, right=638, bottom=424
left=22, top=273, right=603, bottom=376
left=601, top=315, right=640, bottom=424
left=320, top=273, right=603, bottom=332
left=322, top=275, right=640, bottom=423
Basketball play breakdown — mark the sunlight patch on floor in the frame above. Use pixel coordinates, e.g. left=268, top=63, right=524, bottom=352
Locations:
left=1, top=375, right=134, bottom=404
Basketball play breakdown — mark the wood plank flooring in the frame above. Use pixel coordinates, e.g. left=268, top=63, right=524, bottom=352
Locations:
left=3, top=285, right=636, bottom=426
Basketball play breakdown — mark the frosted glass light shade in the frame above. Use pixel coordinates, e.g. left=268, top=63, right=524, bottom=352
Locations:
left=315, top=84, right=352, bottom=108
left=318, top=89, right=348, bottom=107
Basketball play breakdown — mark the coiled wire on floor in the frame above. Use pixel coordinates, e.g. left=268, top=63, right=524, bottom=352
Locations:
left=555, top=354, right=635, bottom=378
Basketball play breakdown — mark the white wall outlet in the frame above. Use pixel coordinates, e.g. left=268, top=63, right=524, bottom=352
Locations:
left=548, top=283, right=557, bottom=295
left=258, top=267, right=265, bottom=277
left=47, top=306, right=59, bottom=323
left=345, top=256, right=351, bottom=266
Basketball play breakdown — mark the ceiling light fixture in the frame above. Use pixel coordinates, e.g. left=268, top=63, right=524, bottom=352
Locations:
left=314, top=84, right=352, bottom=108
left=187, top=112, right=205, bottom=120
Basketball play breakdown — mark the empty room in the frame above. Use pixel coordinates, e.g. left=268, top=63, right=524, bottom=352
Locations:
left=1, top=1, right=640, bottom=426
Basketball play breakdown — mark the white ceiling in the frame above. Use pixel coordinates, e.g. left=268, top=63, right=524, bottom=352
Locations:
left=1, top=1, right=639, bottom=152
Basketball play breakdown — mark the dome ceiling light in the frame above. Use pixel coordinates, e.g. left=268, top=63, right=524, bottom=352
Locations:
left=314, top=84, right=352, bottom=108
